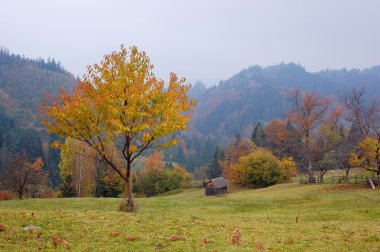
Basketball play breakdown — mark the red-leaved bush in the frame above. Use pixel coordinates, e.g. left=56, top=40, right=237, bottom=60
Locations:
left=0, top=191, right=12, bottom=201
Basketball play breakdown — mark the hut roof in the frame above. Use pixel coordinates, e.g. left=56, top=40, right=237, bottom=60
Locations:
left=209, top=177, right=228, bottom=188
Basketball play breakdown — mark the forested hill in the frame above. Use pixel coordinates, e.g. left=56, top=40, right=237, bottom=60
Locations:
left=187, top=63, right=380, bottom=144
left=1, top=47, right=380, bottom=175
left=0, top=48, right=77, bottom=186
left=0, top=48, right=77, bottom=126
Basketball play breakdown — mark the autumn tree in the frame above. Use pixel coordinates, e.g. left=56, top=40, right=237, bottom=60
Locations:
left=140, top=151, right=165, bottom=175
left=58, top=138, right=97, bottom=197
left=336, top=123, right=362, bottom=179
left=39, top=45, right=195, bottom=211
left=311, top=116, right=343, bottom=182
left=349, top=137, right=380, bottom=175
left=340, top=88, right=380, bottom=176
left=263, top=120, right=289, bottom=158
left=0, top=156, right=46, bottom=199
left=279, top=156, right=297, bottom=182
left=221, top=139, right=255, bottom=183
left=287, top=90, right=330, bottom=182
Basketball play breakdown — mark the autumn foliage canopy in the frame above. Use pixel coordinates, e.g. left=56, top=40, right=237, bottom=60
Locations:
left=39, top=45, right=195, bottom=211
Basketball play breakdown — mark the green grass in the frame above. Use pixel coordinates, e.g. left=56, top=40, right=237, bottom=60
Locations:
left=1, top=183, right=380, bottom=251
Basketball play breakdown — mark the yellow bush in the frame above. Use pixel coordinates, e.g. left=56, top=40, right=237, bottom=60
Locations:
left=279, top=156, right=297, bottom=182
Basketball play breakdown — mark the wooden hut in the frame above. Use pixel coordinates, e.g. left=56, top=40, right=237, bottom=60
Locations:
left=204, top=177, right=228, bottom=196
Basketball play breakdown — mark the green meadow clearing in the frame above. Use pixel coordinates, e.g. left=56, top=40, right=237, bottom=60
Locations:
left=1, top=183, right=380, bottom=251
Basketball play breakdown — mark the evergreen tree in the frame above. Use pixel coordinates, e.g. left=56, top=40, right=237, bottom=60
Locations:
left=251, top=121, right=265, bottom=147
left=206, top=146, right=223, bottom=178
left=175, top=145, right=186, bottom=164
left=59, top=175, right=76, bottom=197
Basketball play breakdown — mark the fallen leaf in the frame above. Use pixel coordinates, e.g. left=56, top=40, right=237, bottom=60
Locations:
left=255, top=241, right=264, bottom=251
left=110, top=232, right=119, bottom=237
left=168, top=235, right=185, bottom=241
left=230, top=228, right=242, bottom=245
left=203, top=238, right=210, bottom=244
left=51, top=235, right=70, bottom=249
left=125, top=236, right=135, bottom=241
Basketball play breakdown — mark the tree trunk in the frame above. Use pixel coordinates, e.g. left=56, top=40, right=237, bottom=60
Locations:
left=125, top=178, right=134, bottom=212
left=345, top=169, right=349, bottom=181
left=119, top=160, right=135, bottom=212
left=320, top=172, right=324, bottom=183
left=307, top=162, right=314, bottom=183
left=376, top=139, right=380, bottom=179
left=118, top=178, right=135, bottom=212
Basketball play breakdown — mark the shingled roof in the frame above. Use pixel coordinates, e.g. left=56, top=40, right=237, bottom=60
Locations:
left=209, top=177, right=228, bottom=188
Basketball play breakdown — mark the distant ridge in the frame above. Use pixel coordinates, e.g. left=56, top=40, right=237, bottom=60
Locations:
left=186, top=63, right=380, bottom=144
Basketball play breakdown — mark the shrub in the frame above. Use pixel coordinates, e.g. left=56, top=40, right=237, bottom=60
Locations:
left=171, top=164, right=193, bottom=189
left=239, top=148, right=281, bottom=188
left=279, top=156, right=297, bottom=182
left=136, top=164, right=193, bottom=197
left=0, top=191, right=12, bottom=200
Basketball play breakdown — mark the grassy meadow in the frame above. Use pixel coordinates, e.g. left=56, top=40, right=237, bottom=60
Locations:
left=1, top=183, right=380, bottom=251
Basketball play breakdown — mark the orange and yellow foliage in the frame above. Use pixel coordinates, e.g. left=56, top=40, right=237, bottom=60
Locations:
left=279, top=156, right=297, bottom=182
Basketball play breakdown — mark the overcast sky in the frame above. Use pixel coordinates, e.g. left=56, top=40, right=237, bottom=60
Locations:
left=1, top=0, right=380, bottom=86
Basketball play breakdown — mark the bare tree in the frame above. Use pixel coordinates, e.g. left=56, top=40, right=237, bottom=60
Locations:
left=340, top=88, right=380, bottom=137
left=340, top=88, right=380, bottom=175
left=287, top=90, right=330, bottom=182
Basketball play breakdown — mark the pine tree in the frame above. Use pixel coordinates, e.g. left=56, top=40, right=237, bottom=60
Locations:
left=251, top=121, right=264, bottom=147
left=206, top=146, right=223, bottom=179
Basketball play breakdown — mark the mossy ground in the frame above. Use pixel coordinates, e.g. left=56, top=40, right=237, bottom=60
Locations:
left=1, top=183, right=380, bottom=251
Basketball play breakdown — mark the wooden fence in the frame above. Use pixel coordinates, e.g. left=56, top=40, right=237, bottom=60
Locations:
left=299, top=175, right=379, bottom=185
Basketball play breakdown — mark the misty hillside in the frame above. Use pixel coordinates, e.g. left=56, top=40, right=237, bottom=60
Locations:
left=0, top=48, right=77, bottom=126
left=0, top=48, right=77, bottom=186
left=1, top=49, right=380, bottom=174
left=187, top=63, right=380, bottom=144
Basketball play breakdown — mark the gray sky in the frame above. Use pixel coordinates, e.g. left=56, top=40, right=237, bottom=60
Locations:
left=1, top=0, right=380, bottom=86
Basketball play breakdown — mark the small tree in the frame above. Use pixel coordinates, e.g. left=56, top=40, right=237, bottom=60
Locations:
left=340, top=88, right=380, bottom=176
left=263, top=120, right=289, bottom=158
left=221, top=139, right=255, bottom=184
left=311, top=122, right=342, bottom=183
left=349, top=137, right=380, bottom=175
left=1, top=156, right=46, bottom=199
left=279, top=156, right=297, bottom=182
left=40, top=45, right=195, bottom=211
